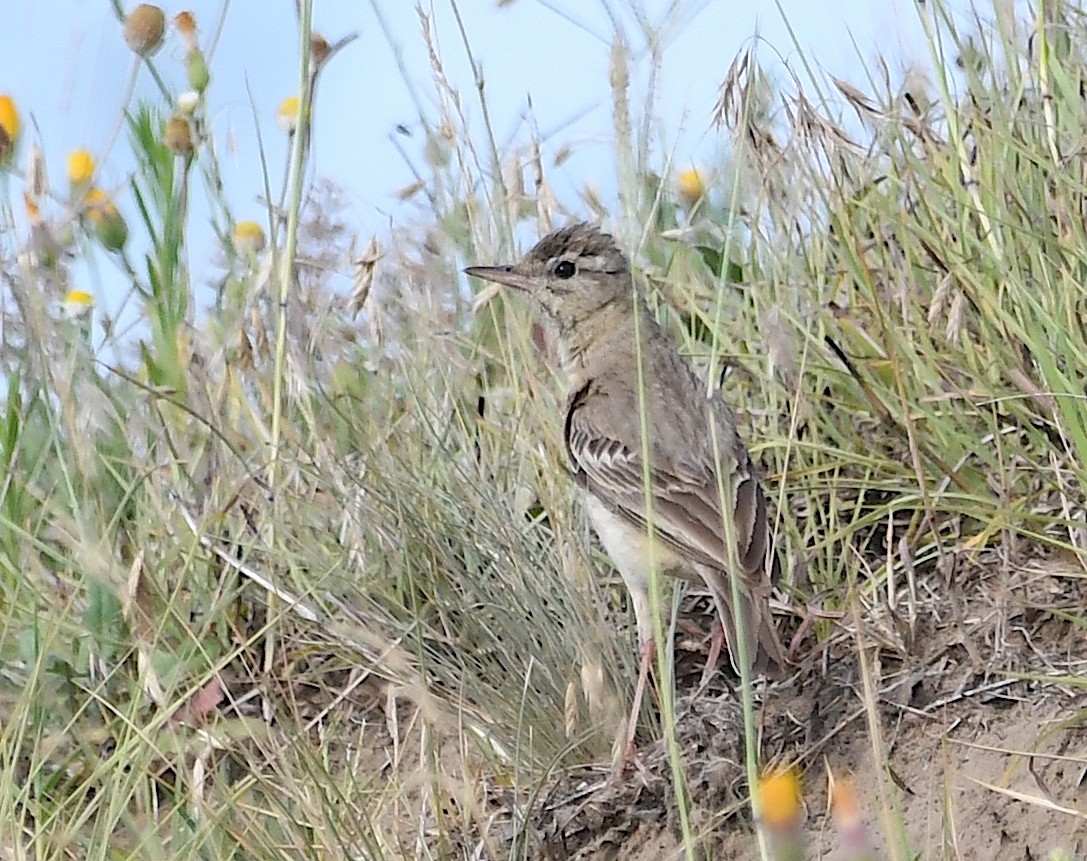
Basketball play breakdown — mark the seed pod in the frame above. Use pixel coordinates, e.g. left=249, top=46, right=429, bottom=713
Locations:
left=164, top=115, right=194, bottom=155
left=123, top=5, right=166, bottom=57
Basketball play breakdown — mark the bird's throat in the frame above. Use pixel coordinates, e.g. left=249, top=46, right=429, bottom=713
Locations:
left=556, top=300, right=654, bottom=389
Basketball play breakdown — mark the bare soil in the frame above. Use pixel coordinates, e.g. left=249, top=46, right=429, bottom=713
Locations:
left=264, top=549, right=1087, bottom=860
left=496, top=550, right=1087, bottom=859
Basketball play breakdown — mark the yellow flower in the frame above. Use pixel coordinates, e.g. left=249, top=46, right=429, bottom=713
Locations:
left=234, top=220, right=266, bottom=255
left=0, top=94, right=20, bottom=163
left=0, top=94, right=20, bottom=141
left=677, top=167, right=705, bottom=207
left=64, top=290, right=94, bottom=319
left=67, top=149, right=96, bottom=189
left=276, top=96, right=303, bottom=134
left=64, top=290, right=94, bottom=321
left=757, top=768, right=802, bottom=830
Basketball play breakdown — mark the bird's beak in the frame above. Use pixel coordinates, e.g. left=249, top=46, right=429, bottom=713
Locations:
left=464, top=264, right=534, bottom=292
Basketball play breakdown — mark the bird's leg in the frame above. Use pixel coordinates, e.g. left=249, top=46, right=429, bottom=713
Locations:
left=621, top=634, right=652, bottom=769
left=699, top=619, right=725, bottom=690
left=622, top=583, right=658, bottom=757
left=630, top=639, right=652, bottom=747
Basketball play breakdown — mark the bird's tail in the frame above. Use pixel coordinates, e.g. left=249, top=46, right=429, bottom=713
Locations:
left=700, top=564, right=788, bottom=680
left=750, top=597, right=788, bottom=680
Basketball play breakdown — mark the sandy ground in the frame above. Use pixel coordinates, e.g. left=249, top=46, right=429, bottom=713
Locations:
left=226, top=549, right=1087, bottom=860
left=508, top=551, right=1087, bottom=860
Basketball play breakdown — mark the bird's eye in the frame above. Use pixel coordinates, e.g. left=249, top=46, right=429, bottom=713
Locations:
left=553, top=260, right=576, bottom=279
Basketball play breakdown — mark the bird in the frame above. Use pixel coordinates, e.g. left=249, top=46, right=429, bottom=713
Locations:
left=465, top=222, right=786, bottom=747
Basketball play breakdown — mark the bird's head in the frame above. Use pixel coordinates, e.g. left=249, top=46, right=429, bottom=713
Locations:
left=465, top=223, right=632, bottom=337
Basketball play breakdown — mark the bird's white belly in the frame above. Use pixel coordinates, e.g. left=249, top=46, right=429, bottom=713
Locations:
left=584, top=496, right=681, bottom=591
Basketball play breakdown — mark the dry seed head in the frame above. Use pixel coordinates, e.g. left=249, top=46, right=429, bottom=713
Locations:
left=927, top=274, right=953, bottom=328
left=310, top=33, right=332, bottom=68
left=23, top=191, right=42, bottom=224
left=348, top=236, right=381, bottom=318
left=563, top=681, right=577, bottom=738
left=164, top=115, right=194, bottom=154
left=124, top=5, right=166, bottom=57
left=423, top=131, right=450, bottom=167
left=832, top=74, right=880, bottom=117
left=609, top=40, right=632, bottom=151
left=174, top=11, right=198, bottom=50
left=174, top=11, right=196, bottom=33
left=579, top=657, right=605, bottom=717
left=946, top=288, right=967, bottom=343
left=760, top=305, right=798, bottom=388
left=580, top=184, right=607, bottom=219
left=395, top=179, right=425, bottom=201
left=27, top=143, right=48, bottom=197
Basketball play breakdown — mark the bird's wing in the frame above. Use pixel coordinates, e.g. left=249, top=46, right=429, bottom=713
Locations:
left=564, top=381, right=772, bottom=589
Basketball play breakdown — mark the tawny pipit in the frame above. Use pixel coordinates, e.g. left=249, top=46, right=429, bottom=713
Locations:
left=466, top=223, right=786, bottom=739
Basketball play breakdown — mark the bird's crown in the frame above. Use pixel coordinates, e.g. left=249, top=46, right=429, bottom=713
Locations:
left=523, top=222, right=629, bottom=277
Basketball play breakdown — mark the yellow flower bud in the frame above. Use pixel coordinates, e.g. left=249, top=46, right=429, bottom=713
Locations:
left=233, top=221, right=266, bottom=255
left=276, top=97, right=303, bottom=134
left=677, top=167, right=706, bottom=207
left=84, top=189, right=129, bottom=252
left=123, top=4, right=166, bottom=57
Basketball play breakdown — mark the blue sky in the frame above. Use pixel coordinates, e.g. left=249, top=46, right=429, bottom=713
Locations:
left=1, top=0, right=970, bottom=315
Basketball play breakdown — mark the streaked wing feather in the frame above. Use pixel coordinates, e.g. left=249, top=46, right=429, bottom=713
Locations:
left=565, top=392, right=769, bottom=588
